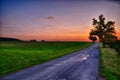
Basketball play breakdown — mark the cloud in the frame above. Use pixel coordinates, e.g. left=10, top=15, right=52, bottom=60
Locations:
left=46, top=16, right=56, bottom=20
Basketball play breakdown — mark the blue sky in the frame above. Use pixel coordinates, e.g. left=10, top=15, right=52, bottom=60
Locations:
left=1, top=0, right=120, bottom=41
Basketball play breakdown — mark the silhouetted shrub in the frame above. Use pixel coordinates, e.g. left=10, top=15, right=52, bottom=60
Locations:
left=29, top=39, right=37, bottom=42
left=110, top=40, right=120, bottom=54
left=41, top=40, right=46, bottom=42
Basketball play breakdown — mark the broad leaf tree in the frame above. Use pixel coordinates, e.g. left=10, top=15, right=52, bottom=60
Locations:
left=89, top=14, right=117, bottom=47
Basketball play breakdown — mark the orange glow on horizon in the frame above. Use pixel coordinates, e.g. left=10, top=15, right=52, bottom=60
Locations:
left=4, top=33, right=90, bottom=41
left=2, top=27, right=120, bottom=41
left=117, top=32, right=120, bottom=40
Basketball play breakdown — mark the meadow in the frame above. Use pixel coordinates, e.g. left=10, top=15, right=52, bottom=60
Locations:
left=0, top=41, right=92, bottom=76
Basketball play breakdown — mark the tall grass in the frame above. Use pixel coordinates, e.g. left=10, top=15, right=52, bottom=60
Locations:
left=0, top=41, right=92, bottom=76
left=99, top=43, right=120, bottom=80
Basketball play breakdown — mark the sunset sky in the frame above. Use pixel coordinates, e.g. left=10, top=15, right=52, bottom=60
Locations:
left=1, top=0, right=120, bottom=41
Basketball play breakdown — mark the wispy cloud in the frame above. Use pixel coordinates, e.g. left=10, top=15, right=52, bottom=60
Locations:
left=45, top=16, right=56, bottom=20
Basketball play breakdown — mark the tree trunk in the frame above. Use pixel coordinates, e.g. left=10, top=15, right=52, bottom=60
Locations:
left=98, top=36, right=102, bottom=42
left=98, top=35, right=105, bottom=47
left=102, top=41, right=105, bottom=47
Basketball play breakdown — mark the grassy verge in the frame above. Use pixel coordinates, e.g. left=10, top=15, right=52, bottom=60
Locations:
left=0, top=41, right=92, bottom=76
left=99, top=43, right=120, bottom=80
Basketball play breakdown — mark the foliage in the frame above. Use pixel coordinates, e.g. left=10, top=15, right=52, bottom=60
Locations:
left=89, top=14, right=117, bottom=47
left=99, top=43, right=120, bottom=80
left=88, top=36, right=97, bottom=42
left=110, top=40, right=120, bottom=54
left=0, top=41, right=92, bottom=76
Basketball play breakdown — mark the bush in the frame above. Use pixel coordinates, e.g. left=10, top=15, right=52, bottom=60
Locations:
left=110, top=40, right=120, bottom=54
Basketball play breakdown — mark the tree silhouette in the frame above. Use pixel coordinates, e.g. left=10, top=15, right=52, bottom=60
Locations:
left=89, top=14, right=117, bottom=47
left=89, top=36, right=97, bottom=42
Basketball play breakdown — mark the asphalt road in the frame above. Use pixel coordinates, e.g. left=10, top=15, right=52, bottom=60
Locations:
left=1, top=43, right=99, bottom=80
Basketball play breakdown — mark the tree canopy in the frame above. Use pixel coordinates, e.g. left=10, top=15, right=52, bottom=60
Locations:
left=89, top=14, right=117, bottom=47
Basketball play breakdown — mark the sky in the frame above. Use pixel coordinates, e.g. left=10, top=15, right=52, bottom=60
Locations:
left=1, top=0, right=120, bottom=41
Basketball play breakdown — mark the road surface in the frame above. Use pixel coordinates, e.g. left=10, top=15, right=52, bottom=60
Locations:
left=1, top=43, right=99, bottom=80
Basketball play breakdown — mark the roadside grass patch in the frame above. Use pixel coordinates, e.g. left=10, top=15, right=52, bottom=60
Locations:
left=99, top=43, right=120, bottom=80
left=0, top=41, right=92, bottom=76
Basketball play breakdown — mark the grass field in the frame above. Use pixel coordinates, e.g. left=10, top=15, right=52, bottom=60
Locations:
left=0, top=41, right=92, bottom=76
left=99, top=43, right=120, bottom=80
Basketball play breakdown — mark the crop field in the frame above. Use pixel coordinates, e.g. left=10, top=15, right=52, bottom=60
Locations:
left=0, top=41, right=92, bottom=76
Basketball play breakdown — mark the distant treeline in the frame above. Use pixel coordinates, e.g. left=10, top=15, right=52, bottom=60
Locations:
left=0, top=37, right=22, bottom=41
left=0, top=37, right=46, bottom=42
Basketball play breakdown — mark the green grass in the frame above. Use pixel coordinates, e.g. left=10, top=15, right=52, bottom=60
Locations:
left=99, top=43, right=120, bottom=80
left=0, top=41, right=92, bottom=76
